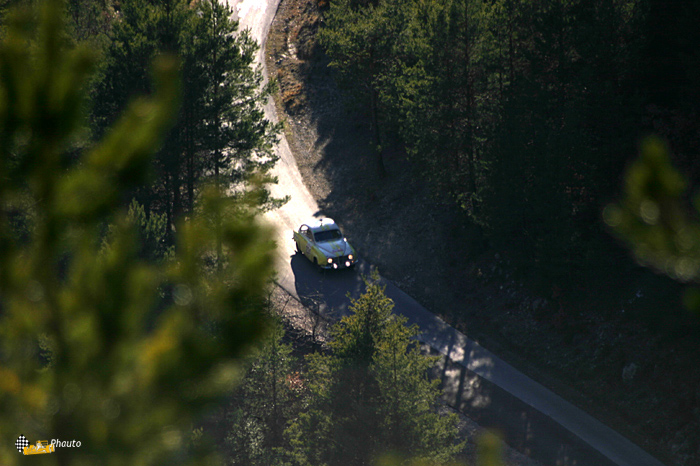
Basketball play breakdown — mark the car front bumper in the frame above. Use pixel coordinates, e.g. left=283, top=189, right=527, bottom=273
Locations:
left=321, top=255, right=356, bottom=270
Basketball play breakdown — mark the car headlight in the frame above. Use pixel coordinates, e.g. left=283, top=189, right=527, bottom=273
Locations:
left=348, top=254, right=354, bottom=260
left=327, top=257, right=333, bottom=264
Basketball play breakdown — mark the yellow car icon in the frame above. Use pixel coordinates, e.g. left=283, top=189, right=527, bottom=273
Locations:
left=24, top=440, right=55, bottom=455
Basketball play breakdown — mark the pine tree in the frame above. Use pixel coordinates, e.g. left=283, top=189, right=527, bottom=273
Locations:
left=92, top=0, right=282, bottom=232
left=287, top=272, right=461, bottom=466
left=225, top=316, right=299, bottom=466
left=0, top=1, right=275, bottom=464
left=318, top=0, right=393, bottom=177
left=605, top=136, right=700, bottom=314
left=184, top=0, right=283, bottom=213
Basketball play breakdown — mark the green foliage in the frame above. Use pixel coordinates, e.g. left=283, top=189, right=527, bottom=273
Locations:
left=605, top=136, right=700, bottom=313
left=319, top=0, right=666, bottom=294
left=287, top=272, right=462, bottom=466
left=225, top=315, right=299, bottom=466
left=371, top=430, right=505, bottom=466
left=184, top=0, right=284, bottom=210
left=475, top=431, right=504, bottom=466
left=127, top=199, right=173, bottom=261
left=318, top=0, right=394, bottom=176
left=0, top=2, right=275, bottom=465
left=384, top=0, right=482, bottom=200
left=102, top=199, right=174, bottom=262
left=318, top=0, right=388, bottom=93
left=92, top=0, right=283, bottom=224
left=65, top=0, right=115, bottom=45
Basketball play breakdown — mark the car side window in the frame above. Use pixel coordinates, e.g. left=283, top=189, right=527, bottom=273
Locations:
left=300, top=225, right=312, bottom=240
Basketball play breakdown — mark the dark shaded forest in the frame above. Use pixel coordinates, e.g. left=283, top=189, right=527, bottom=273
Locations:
left=310, top=4, right=700, bottom=461
left=319, top=0, right=700, bottom=312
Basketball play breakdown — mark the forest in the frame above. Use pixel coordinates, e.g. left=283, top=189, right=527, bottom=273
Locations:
left=319, top=0, right=700, bottom=303
left=0, top=0, right=473, bottom=465
left=296, top=0, right=700, bottom=463
left=2, top=0, right=700, bottom=464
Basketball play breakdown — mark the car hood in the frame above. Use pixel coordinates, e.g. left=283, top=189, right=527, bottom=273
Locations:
left=317, top=239, right=352, bottom=257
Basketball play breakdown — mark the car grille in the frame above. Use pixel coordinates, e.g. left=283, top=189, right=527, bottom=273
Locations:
left=330, top=255, right=352, bottom=267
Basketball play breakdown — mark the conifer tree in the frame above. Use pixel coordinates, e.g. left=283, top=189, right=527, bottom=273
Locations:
left=92, top=0, right=282, bottom=228
left=0, top=2, right=275, bottom=464
left=225, top=316, right=299, bottom=466
left=287, top=272, right=461, bottom=466
left=318, top=0, right=393, bottom=177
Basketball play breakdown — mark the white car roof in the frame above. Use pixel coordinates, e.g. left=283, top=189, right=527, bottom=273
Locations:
left=303, top=218, right=339, bottom=233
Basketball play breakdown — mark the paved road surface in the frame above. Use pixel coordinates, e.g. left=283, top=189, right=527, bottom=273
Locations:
left=227, top=1, right=667, bottom=465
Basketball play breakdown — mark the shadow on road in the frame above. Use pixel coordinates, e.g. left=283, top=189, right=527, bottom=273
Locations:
left=433, top=352, right=616, bottom=466
left=290, top=251, right=619, bottom=466
left=290, top=251, right=367, bottom=319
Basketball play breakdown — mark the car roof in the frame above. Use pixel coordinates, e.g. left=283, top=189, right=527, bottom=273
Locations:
left=303, top=218, right=340, bottom=233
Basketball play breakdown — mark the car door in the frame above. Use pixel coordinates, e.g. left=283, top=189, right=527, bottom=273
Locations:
left=294, top=225, right=313, bottom=257
left=305, top=229, right=316, bottom=258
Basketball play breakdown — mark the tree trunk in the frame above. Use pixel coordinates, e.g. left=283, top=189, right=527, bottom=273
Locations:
left=166, top=172, right=173, bottom=245
left=173, top=169, right=181, bottom=222
left=186, top=105, right=194, bottom=214
left=271, top=336, right=281, bottom=449
left=463, top=0, right=477, bottom=201
left=213, top=41, right=223, bottom=270
left=370, top=88, right=387, bottom=178
left=215, top=161, right=222, bottom=271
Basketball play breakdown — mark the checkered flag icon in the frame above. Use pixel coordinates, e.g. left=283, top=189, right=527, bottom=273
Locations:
left=16, top=435, right=29, bottom=453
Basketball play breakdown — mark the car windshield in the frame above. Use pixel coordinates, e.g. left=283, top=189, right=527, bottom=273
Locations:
left=314, top=229, right=342, bottom=242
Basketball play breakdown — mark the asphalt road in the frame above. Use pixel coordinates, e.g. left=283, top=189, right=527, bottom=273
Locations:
left=227, top=1, right=667, bottom=465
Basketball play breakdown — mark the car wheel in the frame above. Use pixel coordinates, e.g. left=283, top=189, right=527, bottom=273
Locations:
left=313, top=257, right=318, bottom=267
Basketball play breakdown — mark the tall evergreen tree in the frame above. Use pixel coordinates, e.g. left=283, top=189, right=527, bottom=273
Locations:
left=318, top=0, right=393, bottom=176
left=382, top=0, right=482, bottom=207
left=287, top=272, right=461, bottom=466
left=225, top=316, right=299, bottom=466
left=0, top=1, right=276, bottom=464
left=183, top=0, right=282, bottom=213
left=92, top=0, right=282, bottom=232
